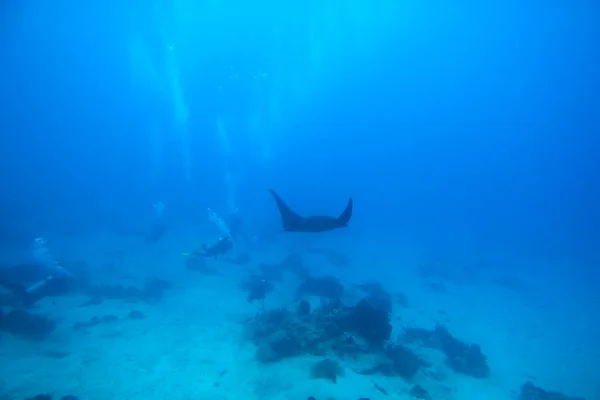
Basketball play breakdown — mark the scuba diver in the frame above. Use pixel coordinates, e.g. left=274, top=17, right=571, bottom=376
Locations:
left=0, top=277, right=30, bottom=307
left=0, top=238, right=78, bottom=308
left=184, top=236, right=233, bottom=260
left=0, top=265, right=75, bottom=307
left=181, top=207, right=242, bottom=262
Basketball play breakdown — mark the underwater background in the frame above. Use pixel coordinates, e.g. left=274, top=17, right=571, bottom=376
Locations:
left=0, top=1, right=599, bottom=400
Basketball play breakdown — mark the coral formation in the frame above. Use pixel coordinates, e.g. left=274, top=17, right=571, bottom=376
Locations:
left=338, top=298, right=392, bottom=347
left=356, top=282, right=394, bottom=314
left=402, top=324, right=490, bottom=378
left=247, top=297, right=393, bottom=362
left=244, top=287, right=427, bottom=381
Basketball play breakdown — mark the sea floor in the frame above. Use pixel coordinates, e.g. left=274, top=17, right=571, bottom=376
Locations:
left=0, top=232, right=598, bottom=400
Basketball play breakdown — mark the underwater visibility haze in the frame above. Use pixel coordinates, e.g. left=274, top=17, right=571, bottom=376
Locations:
left=0, top=1, right=599, bottom=400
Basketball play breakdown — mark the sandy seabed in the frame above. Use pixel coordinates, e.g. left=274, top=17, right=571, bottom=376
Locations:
left=1, top=234, right=598, bottom=400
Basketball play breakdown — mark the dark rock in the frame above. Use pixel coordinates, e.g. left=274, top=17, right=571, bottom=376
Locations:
left=297, top=300, right=311, bottom=315
left=23, top=395, right=79, bottom=400
left=310, top=358, right=344, bottom=383
left=141, top=277, right=172, bottom=303
left=247, top=307, right=333, bottom=361
left=255, top=330, right=302, bottom=363
left=255, top=343, right=281, bottom=363
left=247, top=293, right=395, bottom=363
left=436, top=325, right=490, bottom=378
left=26, top=395, right=52, bottom=400
left=519, top=381, right=585, bottom=400
left=2, top=310, right=56, bottom=341
left=269, top=331, right=302, bottom=358
left=246, top=296, right=404, bottom=371
left=330, top=334, right=369, bottom=356
left=362, top=344, right=425, bottom=379
left=339, top=299, right=392, bottom=347
left=385, top=344, right=424, bottom=379
left=357, top=282, right=394, bottom=314
left=402, top=324, right=490, bottom=379
left=410, top=384, right=431, bottom=400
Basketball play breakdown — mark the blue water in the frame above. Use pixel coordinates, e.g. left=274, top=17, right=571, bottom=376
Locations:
left=1, top=1, right=598, bottom=400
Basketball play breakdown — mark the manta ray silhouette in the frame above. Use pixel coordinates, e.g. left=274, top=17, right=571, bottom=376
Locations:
left=269, top=189, right=353, bottom=233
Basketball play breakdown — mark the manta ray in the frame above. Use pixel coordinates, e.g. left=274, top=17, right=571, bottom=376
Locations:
left=269, top=189, right=353, bottom=233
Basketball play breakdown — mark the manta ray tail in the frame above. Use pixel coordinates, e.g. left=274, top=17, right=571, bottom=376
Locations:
left=336, top=198, right=353, bottom=227
left=269, top=189, right=303, bottom=231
